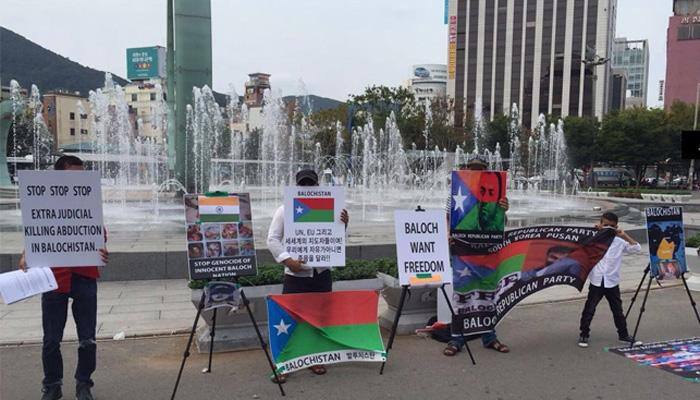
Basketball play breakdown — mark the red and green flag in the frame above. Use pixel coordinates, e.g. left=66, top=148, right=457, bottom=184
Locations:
left=266, top=291, right=386, bottom=374
left=293, top=197, right=334, bottom=223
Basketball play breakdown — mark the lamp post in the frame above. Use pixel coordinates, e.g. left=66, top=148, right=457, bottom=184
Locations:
left=688, top=83, right=700, bottom=191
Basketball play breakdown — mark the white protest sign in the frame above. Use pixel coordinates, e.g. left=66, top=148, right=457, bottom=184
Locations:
left=19, top=170, right=105, bottom=268
left=283, top=186, right=346, bottom=267
left=394, top=209, right=452, bottom=286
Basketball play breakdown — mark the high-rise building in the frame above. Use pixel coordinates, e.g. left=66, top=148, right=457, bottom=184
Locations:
left=611, top=38, right=649, bottom=108
left=609, top=68, right=627, bottom=111
left=665, top=0, right=700, bottom=109
left=446, top=0, right=617, bottom=128
left=124, top=80, right=168, bottom=142
left=407, top=64, right=448, bottom=103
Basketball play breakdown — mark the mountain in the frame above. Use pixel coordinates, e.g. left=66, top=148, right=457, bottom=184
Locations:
left=283, top=95, right=344, bottom=114
left=0, top=26, right=128, bottom=96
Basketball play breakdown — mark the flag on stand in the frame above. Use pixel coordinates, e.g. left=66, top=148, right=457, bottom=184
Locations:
left=198, top=196, right=240, bottom=223
left=293, top=197, right=334, bottom=223
left=267, top=291, right=386, bottom=374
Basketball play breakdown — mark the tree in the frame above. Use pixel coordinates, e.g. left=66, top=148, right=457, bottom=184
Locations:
left=562, top=116, right=600, bottom=170
left=309, top=104, right=349, bottom=156
left=485, top=114, right=510, bottom=158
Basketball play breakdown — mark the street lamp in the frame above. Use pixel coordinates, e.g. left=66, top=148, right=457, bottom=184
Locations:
left=687, top=83, right=700, bottom=191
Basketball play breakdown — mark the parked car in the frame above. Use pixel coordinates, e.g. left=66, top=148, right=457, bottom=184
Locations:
left=592, top=167, right=636, bottom=187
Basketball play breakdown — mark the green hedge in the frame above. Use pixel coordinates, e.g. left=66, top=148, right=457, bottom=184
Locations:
left=686, top=233, right=700, bottom=248
left=591, top=187, right=691, bottom=195
left=188, top=258, right=398, bottom=289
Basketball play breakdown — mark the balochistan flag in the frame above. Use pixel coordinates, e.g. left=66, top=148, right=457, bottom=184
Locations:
left=198, top=195, right=240, bottom=223
left=267, top=291, right=386, bottom=374
left=293, top=197, right=334, bottom=223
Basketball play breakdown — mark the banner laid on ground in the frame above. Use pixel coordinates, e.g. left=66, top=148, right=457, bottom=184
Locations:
left=450, top=170, right=507, bottom=252
left=184, top=193, right=257, bottom=280
left=19, top=170, right=105, bottom=268
left=283, top=186, right=346, bottom=267
left=609, top=337, right=700, bottom=382
left=451, top=226, right=616, bottom=335
left=267, top=291, right=386, bottom=374
left=646, top=207, right=687, bottom=280
left=394, top=209, right=451, bottom=286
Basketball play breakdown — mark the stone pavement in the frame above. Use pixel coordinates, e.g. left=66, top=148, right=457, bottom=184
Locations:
left=0, top=251, right=686, bottom=345
left=2, top=286, right=699, bottom=400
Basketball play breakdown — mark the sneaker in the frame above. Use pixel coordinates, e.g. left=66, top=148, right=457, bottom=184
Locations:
left=577, top=335, right=589, bottom=348
left=41, top=385, right=62, bottom=400
left=75, top=383, right=94, bottom=400
left=619, top=335, right=642, bottom=346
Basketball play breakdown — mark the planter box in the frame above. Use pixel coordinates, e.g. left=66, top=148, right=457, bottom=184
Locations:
left=190, top=277, right=383, bottom=353
left=377, top=272, right=438, bottom=335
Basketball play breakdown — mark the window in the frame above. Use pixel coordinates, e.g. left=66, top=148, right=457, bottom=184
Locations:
left=150, top=93, right=156, bottom=101
left=81, top=129, right=88, bottom=135
left=70, top=128, right=75, bottom=136
left=131, top=94, right=138, bottom=102
left=69, top=112, right=75, bottom=120
left=163, top=93, right=167, bottom=101
left=693, top=24, right=700, bottom=40
left=679, top=25, right=691, bottom=40
left=80, top=114, right=88, bottom=119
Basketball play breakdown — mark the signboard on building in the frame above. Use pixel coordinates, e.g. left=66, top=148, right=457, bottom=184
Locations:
left=448, top=16, right=457, bottom=80
left=126, top=46, right=166, bottom=81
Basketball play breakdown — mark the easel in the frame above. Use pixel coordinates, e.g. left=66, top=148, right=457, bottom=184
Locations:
left=625, top=263, right=700, bottom=345
left=170, top=280, right=286, bottom=399
left=379, top=206, right=476, bottom=375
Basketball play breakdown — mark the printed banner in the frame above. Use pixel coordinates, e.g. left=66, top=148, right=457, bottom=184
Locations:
left=184, top=193, right=257, bottom=280
left=448, top=15, right=457, bottom=79
left=452, top=226, right=616, bottom=335
left=394, top=209, right=451, bottom=286
left=267, top=291, right=386, bottom=374
left=450, top=170, right=507, bottom=251
left=283, top=186, right=346, bottom=267
left=203, top=281, right=241, bottom=312
left=646, top=207, right=687, bottom=280
left=609, top=337, right=700, bottom=382
left=19, top=170, right=105, bottom=268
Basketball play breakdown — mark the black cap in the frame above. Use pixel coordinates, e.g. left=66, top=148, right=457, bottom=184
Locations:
left=466, top=155, right=488, bottom=168
left=295, top=169, right=318, bottom=186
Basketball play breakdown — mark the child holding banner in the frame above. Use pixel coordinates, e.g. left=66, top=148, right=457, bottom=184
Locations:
left=18, top=155, right=108, bottom=400
left=443, top=157, right=511, bottom=356
left=578, top=212, right=641, bottom=348
left=266, top=169, right=349, bottom=382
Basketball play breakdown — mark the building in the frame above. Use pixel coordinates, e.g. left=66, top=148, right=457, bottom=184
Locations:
left=124, top=80, right=167, bottom=142
left=446, top=0, right=617, bottom=128
left=611, top=38, right=649, bottom=108
left=609, top=68, right=627, bottom=111
left=408, top=64, right=448, bottom=103
left=42, top=91, right=94, bottom=150
left=665, top=0, right=700, bottom=109
left=244, top=73, right=271, bottom=108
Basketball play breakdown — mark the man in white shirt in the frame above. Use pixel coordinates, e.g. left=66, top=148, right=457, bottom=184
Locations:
left=578, top=212, right=641, bottom=348
left=266, top=169, right=349, bottom=381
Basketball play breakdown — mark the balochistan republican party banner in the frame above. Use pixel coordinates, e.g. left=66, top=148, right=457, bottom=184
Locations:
left=267, top=291, right=386, bottom=374
left=452, top=226, right=616, bottom=335
left=609, top=337, right=700, bottom=382
left=184, top=193, right=257, bottom=280
left=646, top=207, right=687, bottom=281
left=450, top=170, right=507, bottom=250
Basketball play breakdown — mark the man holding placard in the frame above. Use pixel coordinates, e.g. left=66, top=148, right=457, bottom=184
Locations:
left=17, top=155, right=108, bottom=400
left=266, top=169, right=348, bottom=381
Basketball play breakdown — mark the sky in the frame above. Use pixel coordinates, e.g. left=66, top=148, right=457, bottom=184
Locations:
left=0, top=0, right=671, bottom=106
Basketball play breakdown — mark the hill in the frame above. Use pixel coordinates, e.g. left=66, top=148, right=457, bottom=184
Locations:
left=283, top=95, right=344, bottom=114
left=0, top=26, right=128, bottom=95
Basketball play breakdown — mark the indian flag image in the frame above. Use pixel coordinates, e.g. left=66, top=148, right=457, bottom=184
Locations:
left=198, top=196, right=240, bottom=223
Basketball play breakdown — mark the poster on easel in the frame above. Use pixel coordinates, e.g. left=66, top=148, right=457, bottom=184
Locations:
left=184, top=193, right=257, bottom=280
left=645, top=206, right=686, bottom=281
left=450, top=170, right=507, bottom=253
left=394, top=209, right=451, bottom=286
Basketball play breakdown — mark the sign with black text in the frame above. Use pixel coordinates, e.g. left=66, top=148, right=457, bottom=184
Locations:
left=184, top=193, right=257, bottom=280
left=283, top=186, right=346, bottom=267
left=394, top=209, right=451, bottom=286
left=646, top=206, right=687, bottom=280
left=19, top=170, right=105, bottom=268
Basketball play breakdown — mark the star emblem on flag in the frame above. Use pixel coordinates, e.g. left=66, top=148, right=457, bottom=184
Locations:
left=274, top=319, right=291, bottom=336
left=453, top=187, right=467, bottom=212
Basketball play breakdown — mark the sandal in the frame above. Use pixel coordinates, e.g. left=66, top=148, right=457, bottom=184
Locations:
left=270, top=373, right=288, bottom=384
left=443, top=344, right=460, bottom=356
left=486, top=340, right=510, bottom=353
left=309, top=365, right=327, bottom=375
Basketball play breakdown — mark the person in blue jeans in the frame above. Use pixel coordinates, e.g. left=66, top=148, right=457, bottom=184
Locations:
left=443, top=157, right=509, bottom=356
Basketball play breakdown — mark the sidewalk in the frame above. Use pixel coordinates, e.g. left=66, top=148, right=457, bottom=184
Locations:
left=0, top=252, right=678, bottom=345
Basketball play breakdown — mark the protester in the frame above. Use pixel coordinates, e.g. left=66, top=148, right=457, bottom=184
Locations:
left=18, top=155, right=109, bottom=400
left=578, top=212, right=641, bottom=348
left=444, top=156, right=510, bottom=356
left=266, top=169, right=349, bottom=383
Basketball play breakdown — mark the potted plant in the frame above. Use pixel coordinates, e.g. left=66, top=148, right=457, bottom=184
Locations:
left=189, top=261, right=383, bottom=353
left=375, top=259, right=440, bottom=335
